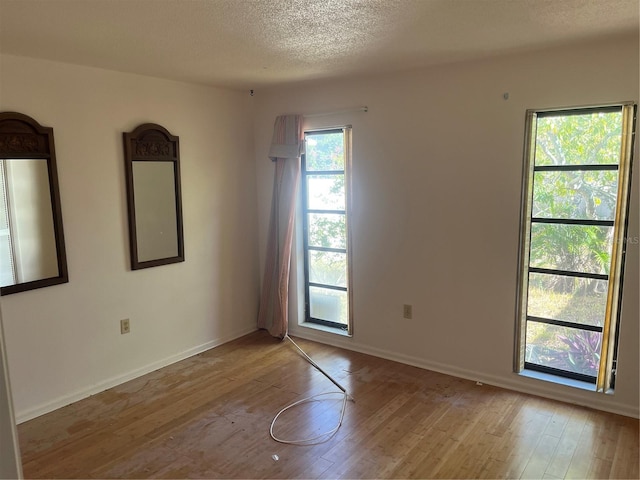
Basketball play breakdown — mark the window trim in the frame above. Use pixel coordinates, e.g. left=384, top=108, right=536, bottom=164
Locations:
left=301, top=127, right=353, bottom=335
left=514, top=102, right=636, bottom=391
left=599, top=104, right=636, bottom=391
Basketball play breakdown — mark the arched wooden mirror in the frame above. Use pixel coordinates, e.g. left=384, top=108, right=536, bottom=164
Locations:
left=123, top=123, right=184, bottom=270
left=0, top=112, right=68, bottom=295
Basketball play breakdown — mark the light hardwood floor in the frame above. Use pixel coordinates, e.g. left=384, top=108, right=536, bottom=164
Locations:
left=18, top=331, right=639, bottom=479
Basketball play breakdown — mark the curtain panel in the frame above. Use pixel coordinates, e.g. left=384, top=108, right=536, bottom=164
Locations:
left=257, top=115, right=303, bottom=338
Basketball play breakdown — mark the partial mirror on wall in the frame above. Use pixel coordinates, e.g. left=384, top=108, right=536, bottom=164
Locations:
left=0, top=112, right=68, bottom=295
left=123, top=123, right=184, bottom=270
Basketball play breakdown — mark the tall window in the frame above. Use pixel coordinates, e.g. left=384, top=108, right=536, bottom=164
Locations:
left=301, top=128, right=352, bottom=333
left=516, top=104, right=635, bottom=390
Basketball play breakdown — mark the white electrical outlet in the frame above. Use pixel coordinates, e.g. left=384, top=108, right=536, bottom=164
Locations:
left=120, top=318, right=130, bottom=334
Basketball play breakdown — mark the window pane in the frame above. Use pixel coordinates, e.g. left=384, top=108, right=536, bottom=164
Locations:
left=307, top=174, right=345, bottom=210
left=307, top=213, right=345, bottom=249
left=534, top=111, right=622, bottom=166
left=309, top=250, right=347, bottom=288
left=530, top=224, right=613, bottom=275
left=532, top=170, right=619, bottom=221
left=305, top=132, right=344, bottom=171
left=309, top=286, right=348, bottom=325
left=527, top=273, right=607, bottom=327
left=526, top=323, right=601, bottom=378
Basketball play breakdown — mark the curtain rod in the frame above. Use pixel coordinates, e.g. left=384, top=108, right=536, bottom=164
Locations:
left=303, top=106, right=368, bottom=118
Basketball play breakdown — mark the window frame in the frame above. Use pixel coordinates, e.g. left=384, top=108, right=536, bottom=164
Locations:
left=300, top=127, right=353, bottom=335
left=514, top=103, right=636, bottom=390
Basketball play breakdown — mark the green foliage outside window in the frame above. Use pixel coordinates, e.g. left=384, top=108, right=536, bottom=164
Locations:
left=526, top=110, right=623, bottom=378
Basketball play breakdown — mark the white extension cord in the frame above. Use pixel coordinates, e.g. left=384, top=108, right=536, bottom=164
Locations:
left=269, top=335, right=354, bottom=445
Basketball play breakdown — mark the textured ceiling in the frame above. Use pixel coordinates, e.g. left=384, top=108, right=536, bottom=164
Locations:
left=0, top=0, right=638, bottom=90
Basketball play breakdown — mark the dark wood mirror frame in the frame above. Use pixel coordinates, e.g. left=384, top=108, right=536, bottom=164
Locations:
left=123, top=123, right=184, bottom=270
left=0, top=112, right=69, bottom=295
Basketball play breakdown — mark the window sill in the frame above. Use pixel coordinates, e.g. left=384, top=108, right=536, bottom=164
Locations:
left=518, top=369, right=597, bottom=392
left=298, top=321, right=352, bottom=337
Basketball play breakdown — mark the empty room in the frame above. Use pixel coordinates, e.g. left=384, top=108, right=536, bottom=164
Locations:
left=0, top=0, right=638, bottom=478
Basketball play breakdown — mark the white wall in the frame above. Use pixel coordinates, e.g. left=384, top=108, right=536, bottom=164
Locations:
left=254, top=35, right=640, bottom=417
left=0, top=54, right=259, bottom=421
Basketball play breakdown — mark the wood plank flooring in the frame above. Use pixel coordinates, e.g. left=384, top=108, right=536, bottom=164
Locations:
left=17, top=331, right=639, bottom=479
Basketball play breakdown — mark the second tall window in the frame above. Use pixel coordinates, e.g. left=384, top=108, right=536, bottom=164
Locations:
left=302, top=128, right=352, bottom=333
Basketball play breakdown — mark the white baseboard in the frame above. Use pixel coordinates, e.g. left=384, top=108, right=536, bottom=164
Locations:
left=16, top=326, right=258, bottom=424
left=289, top=326, right=639, bottom=419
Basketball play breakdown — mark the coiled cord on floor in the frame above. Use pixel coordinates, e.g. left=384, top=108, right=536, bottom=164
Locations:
left=269, top=335, right=354, bottom=445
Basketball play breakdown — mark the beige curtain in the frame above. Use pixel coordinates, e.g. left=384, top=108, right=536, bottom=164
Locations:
left=257, top=115, right=303, bottom=338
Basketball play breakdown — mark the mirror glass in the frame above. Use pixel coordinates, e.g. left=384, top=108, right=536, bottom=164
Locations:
left=123, top=123, right=184, bottom=270
left=0, top=112, right=68, bottom=295
left=132, top=161, right=178, bottom=262
left=1, top=160, right=58, bottom=286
